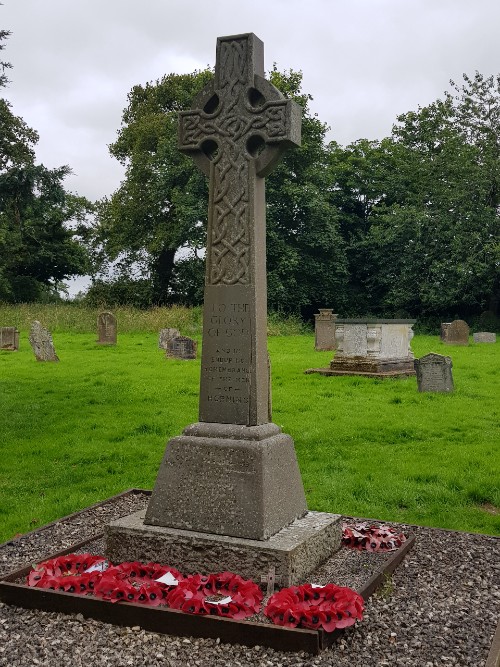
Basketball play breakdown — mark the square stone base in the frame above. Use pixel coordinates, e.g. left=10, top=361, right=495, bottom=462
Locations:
left=106, top=509, right=342, bottom=587
left=305, top=356, right=416, bottom=378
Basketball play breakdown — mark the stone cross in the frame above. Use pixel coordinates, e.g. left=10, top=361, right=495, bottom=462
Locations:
left=179, top=33, right=301, bottom=426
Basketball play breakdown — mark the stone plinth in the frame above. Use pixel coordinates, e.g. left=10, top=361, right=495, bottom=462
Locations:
left=306, top=319, right=416, bottom=377
left=106, top=508, right=342, bottom=587
left=144, top=423, right=307, bottom=540
left=314, top=309, right=338, bottom=351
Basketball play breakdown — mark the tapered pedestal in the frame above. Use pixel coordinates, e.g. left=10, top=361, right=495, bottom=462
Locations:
left=143, top=422, right=307, bottom=540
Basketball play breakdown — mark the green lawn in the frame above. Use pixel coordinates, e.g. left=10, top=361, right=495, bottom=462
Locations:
left=0, top=331, right=498, bottom=541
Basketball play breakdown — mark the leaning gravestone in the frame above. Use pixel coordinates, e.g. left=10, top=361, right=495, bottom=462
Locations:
left=29, top=321, right=59, bottom=362
left=165, top=335, right=197, bottom=360
left=473, top=332, right=496, bottom=343
left=0, top=327, right=19, bottom=351
left=158, top=328, right=180, bottom=350
left=441, top=320, right=469, bottom=345
left=414, top=353, right=454, bottom=393
left=106, top=33, right=341, bottom=585
left=97, top=311, right=117, bottom=345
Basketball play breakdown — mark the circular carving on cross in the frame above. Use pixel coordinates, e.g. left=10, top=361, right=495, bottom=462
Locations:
left=178, top=33, right=301, bottom=286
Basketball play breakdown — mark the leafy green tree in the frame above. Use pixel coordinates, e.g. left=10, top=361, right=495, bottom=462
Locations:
left=93, top=70, right=213, bottom=305
left=0, top=27, right=90, bottom=302
left=93, top=67, right=348, bottom=314
left=329, top=75, right=500, bottom=318
left=265, top=68, right=348, bottom=316
left=0, top=26, right=12, bottom=89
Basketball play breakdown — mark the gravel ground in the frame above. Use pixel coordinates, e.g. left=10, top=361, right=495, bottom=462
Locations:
left=0, top=491, right=498, bottom=667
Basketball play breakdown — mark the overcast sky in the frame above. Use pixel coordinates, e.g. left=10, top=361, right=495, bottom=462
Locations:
left=4, top=0, right=499, bottom=203
left=2, top=1, right=499, bottom=293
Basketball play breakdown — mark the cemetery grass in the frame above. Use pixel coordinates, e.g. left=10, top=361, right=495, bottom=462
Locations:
left=0, top=332, right=499, bottom=542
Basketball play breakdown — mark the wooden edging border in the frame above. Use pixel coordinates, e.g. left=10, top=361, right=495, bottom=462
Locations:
left=0, top=519, right=415, bottom=655
left=486, top=619, right=500, bottom=667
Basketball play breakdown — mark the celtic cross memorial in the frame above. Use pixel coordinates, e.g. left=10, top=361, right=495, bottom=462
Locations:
left=179, top=32, right=301, bottom=425
left=144, top=33, right=308, bottom=540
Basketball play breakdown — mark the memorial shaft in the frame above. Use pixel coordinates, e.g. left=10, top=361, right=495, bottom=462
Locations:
left=179, top=33, right=300, bottom=425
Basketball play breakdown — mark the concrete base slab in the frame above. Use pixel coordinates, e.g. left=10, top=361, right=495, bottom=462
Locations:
left=305, top=367, right=416, bottom=378
left=105, top=509, right=342, bottom=587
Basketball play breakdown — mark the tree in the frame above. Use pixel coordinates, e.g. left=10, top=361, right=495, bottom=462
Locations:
left=328, top=76, right=500, bottom=318
left=265, top=68, right=349, bottom=316
left=93, top=70, right=213, bottom=305
left=93, top=67, right=348, bottom=314
left=0, top=26, right=90, bottom=302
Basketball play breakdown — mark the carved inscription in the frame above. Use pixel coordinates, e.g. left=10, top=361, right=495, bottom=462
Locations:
left=97, top=312, right=117, bottom=345
left=202, top=301, right=251, bottom=413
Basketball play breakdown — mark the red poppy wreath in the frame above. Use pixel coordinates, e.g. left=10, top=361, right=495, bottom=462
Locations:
left=342, top=521, right=406, bottom=552
left=94, top=561, right=183, bottom=606
left=264, top=583, right=364, bottom=632
left=27, top=553, right=107, bottom=595
left=166, top=572, right=263, bottom=619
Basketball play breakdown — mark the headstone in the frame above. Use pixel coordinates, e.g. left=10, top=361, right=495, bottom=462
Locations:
left=28, top=321, right=59, bottom=362
left=473, top=332, right=496, bottom=343
left=0, top=327, right=19, bottom=351
left=306, top=319, right=415, bottom=376
left=441, top=320, right=469, bottom=345
left=106, top=33, right=341, bottom=585
left=165, top=335, right=197, bottom=360
left=158, top=328, right=180, bottom=350
left=314, top=309, right=338, bottom=351
left=97, top=311, right=117, bottom=345
left=414, top=353, right=454, bottom=393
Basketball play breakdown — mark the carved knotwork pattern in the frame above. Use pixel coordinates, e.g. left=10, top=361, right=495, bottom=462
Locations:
left=179, top=37, right=290, bottom=285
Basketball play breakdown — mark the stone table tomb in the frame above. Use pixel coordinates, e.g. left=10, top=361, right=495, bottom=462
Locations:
left=306, top=319, right=416, bottom=377
left=473, top=332, right=496, bottom=343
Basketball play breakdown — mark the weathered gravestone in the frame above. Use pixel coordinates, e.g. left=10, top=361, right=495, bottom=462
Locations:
left=0, top=327, right=19, bottom=351
left=158, top=328, right=181, bottom=350
left=414, top=353, right=454, bottom=393
left=441, top=320, right=469, bottom=345
left=106, top=33, right=341, bottom=584
left=28, top=321, right=59, bottom=362
left=314, top=309, right=338, bottom=351
left=165, top=335, right=197, bottom=360
left=473, top=332, right=496, bottom=343
left=97, top=311, right=117, bottom=345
